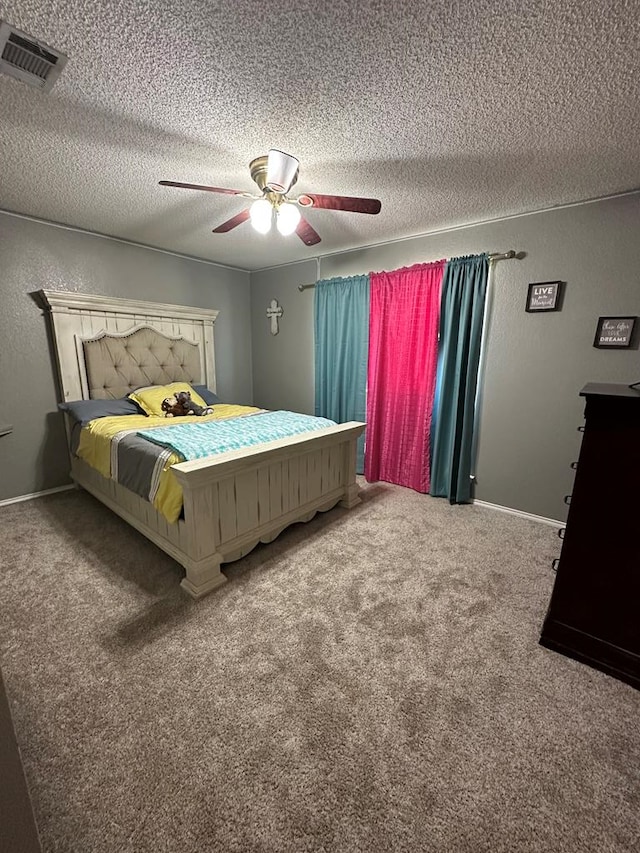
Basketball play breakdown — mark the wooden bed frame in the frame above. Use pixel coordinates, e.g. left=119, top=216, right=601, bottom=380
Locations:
left=40, top=290, right=365, bottom=598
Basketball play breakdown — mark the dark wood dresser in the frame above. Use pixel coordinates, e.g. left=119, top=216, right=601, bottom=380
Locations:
left=539, top=382, right=640, bottom=689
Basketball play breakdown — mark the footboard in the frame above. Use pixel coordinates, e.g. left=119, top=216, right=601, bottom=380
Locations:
left=71, top=422, right=364, bottom=598
left=169, top=421, right=364, bottom=597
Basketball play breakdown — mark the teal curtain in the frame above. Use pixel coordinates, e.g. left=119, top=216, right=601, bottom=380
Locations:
left=430, top=254, right=489, bottom=503
left=314, top=275, right=369, bottom=473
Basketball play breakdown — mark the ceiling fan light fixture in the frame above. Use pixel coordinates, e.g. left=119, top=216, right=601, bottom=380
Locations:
left=266, top=149, right=299, bottom=193
left=249, top=198, right=272, bottom=234
left=276, top=202, right=301, bottom=236
left=160, top=152, right=381, bottom=247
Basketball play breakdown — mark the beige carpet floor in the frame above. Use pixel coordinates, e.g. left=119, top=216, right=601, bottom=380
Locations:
left=0, top=481, right=638, bottom=853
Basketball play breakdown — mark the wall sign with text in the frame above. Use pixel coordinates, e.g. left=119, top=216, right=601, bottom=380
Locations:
left=526, top=281, right=563, bottom=312
left=593, top=316, right=637, bottom=349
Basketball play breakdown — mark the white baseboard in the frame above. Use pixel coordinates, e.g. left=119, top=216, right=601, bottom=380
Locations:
left=0, top=486, right=564, bottom=529
left=473, top=499, right=564, bottom=528
left=0, top=484, right=75, bottom=508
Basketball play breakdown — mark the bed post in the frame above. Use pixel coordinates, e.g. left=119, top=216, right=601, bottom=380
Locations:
left=339, top=436, right=362, bottom=509
left=178, top=482, right=227, bottom=598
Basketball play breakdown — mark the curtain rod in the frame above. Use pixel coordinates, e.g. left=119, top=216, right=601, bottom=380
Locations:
left=297, top=250, right=519, bottom=291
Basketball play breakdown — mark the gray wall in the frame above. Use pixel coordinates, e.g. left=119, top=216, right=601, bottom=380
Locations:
left=4, top=193, right=639, bottom=519
left=250, top=193, right=640, bottom=521
left=0, top=213, right=252, bottom=502
left=250, top=259, right=317, bottom=415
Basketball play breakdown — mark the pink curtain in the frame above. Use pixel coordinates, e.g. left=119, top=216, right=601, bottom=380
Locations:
left=365, top=261, right=444, bottom=492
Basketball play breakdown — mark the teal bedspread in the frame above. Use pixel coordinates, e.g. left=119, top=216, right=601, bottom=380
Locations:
left=137, top=410, right=336, bottom=461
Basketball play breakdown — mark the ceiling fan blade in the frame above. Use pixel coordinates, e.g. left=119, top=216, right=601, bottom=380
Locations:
left=212, top=208, right=251, bottom=233
left=159, top=180, right=250, bottom=196
left=296, top=193, right=382, bottom=215
left=296, top=215, right=321, bottom=246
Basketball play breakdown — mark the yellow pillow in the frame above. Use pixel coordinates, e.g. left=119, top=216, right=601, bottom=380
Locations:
left=129, top=382, right=208, bottom=417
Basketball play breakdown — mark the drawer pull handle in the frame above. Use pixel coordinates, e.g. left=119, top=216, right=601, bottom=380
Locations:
left=558, top=528, right=565, bottom=539
left=551, top=558, right=559, bottom=572
left=564, top=495, right=571, bottom=505
left=570, top=461, right=578, bottom=470
left=577, top=425, right=585, bottom=433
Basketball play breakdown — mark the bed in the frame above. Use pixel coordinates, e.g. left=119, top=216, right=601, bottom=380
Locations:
left=40, top=290, right=365, bottom=598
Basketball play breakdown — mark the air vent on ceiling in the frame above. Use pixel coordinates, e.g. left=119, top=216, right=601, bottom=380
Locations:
left=0, top=20, right=67, bottom=92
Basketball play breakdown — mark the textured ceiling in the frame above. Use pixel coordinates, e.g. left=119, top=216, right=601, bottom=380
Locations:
left=1, top=0, right=639, bottom=271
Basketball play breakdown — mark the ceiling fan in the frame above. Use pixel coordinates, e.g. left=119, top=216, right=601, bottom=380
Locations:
left=159, top=149, right=382, bottom=246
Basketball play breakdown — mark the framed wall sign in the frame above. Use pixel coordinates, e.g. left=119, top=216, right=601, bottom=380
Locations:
left=593, top=316, right=637, bottom=349
left=525, top=281, right=562, bottom=312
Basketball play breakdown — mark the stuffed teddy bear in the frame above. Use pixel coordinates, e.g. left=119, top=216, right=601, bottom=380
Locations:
left=161, top=395, right=188, bottom=417
left=175, top=390, right=214, bottom=417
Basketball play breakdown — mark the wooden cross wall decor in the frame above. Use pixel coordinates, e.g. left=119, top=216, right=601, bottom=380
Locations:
left=267, top=299, right=283, bottom=335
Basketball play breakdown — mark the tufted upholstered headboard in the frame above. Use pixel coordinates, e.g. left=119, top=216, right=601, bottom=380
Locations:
left=82, top=326, right=202, bottom=399
left=39, top=290, right=218, bottom=403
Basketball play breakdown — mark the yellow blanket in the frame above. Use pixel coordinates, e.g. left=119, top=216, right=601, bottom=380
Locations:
left=76, top=405, right=262, bottom=524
